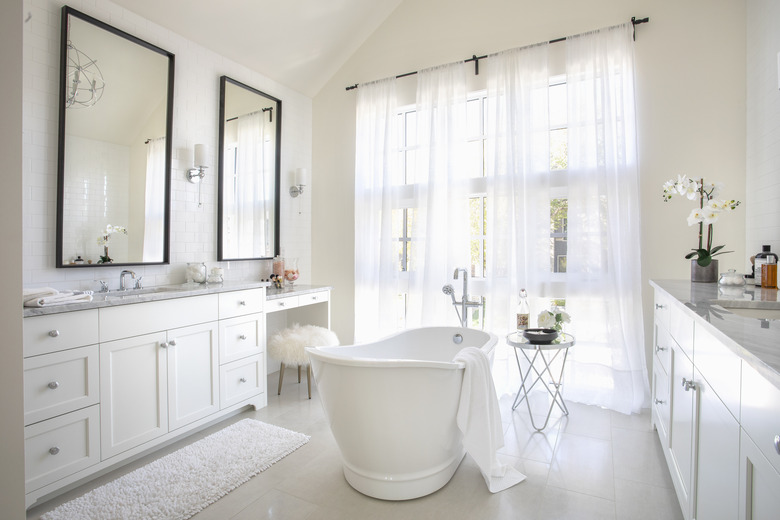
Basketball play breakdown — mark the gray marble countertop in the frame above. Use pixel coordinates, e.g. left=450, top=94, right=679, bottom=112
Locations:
left=650, top=279, right=780, bottom=389
left=23, top=282, right=332, bottom=318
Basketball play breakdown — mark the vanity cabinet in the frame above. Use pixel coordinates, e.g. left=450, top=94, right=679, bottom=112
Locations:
left=23, top=286, right=268, bottom=508
left=652, top=284, right=746, bottom=520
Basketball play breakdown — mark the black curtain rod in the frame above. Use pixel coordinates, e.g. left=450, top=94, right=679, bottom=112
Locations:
left=225, top=107, right=274, bottom=123
left=346, top=16, right=649, bottom=91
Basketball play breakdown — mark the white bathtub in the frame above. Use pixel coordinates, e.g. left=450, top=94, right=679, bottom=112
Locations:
left=306, top=326, right=498, bottom=500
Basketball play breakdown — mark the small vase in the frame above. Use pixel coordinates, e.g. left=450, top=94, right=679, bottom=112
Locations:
left=691, top=259, right=718, bottom=283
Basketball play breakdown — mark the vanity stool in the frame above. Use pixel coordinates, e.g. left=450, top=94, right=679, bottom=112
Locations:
left=268, top=323, right=339, bottom=399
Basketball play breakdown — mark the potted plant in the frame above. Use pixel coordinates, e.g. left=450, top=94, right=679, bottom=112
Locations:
left=662, top=175, right=740, bottom=282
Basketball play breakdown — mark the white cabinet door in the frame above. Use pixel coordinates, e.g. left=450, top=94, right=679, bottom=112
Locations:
left=100, top=332, right=168, bottom=459
left=694, top=368, right=740, bottom=520
left=652, top=361, right=671, bottom=446
left=167, top=322, right=219, bottom=431
left=739, top=429, right=780, bottom=520
left=669, top=340, right=695, bottom=519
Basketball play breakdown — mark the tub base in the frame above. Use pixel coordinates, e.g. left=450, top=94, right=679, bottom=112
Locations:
left=342, top=448, right=466, bottom=501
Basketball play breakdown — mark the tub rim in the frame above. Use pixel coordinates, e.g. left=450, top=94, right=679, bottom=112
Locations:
left=305, top=326, right=497, bottom=370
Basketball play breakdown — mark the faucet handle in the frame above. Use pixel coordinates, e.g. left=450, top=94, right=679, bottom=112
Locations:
left=94, top=280, right=109, bottom=293
left=134, top=276, right=144, bottom=290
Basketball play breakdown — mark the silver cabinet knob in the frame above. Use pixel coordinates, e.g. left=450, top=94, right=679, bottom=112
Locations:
left=239, top=300, right=246, bottom=306
left=48, top=330, right=60, bottom=338
left=49, top=446, right=60, bottom=455
left=655, top=345, right=667, bottom=353
left=774, top=435, right=780, bottom=455
left=160, top=342, right=168, bottom=349
left=168, top=339, right=177, bottom=347
left=239, top=377, right=247, bottom=383
left=655, top=304, right=666, bottom=310
left=654, top=399, right=665, bottom=405
left=682, top=378, right=696, bottom=391
left=239, top=334, right=247, bottom=340
left=279, top=302, right=285, bottom=307
left=48, top=381, right=60, bottom=390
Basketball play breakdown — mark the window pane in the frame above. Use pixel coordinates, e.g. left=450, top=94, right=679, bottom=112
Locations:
left=467, top=99, right=482, bottom=139
left=549, top=82, right=567, bottom=127
left=405, top=112, right=417, bottom=146
left=550, top=128, right=568, bottom=171
left=550, top=198, right=568, bottom=273
left=405, top=149, right=417, bottom=184
left=466, top=140, right=484, bottom=178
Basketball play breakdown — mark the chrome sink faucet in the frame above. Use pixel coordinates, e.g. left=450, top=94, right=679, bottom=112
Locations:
left=119, top=270, right=136, bottom=291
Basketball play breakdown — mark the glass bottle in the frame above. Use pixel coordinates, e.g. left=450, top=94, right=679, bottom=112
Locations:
left=762, top=256, right=777, bottom=289
left=754, top=245, right=778, bottom=287
left=516, top=289, right=530, bottom=331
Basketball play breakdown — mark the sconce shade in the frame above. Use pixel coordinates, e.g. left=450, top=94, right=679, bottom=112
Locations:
left=194, top=144, right=206, bottom=167
left=293, top=168, right=308, bottom=187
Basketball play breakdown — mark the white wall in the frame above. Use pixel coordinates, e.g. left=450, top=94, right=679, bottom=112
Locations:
left=746, top=0, right=780, bottom=258
left=23, top=0, right=313, bottom=292
left=1, top=0, right=25, bottom=516
left=312, top=0, right=747, bottom=362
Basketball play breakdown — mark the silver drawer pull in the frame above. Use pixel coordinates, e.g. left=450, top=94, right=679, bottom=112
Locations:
left=655, top=304, right=666, bottom=310
left=239, top=334, right=247, bottom=340
left=278, top=302, right=285, bottom=307
left=654, top=399, right=665, bottom=405
left=655, top=345, right=667, bottom=353
left=312, top=296, right=318, bottom=300
left=239, top=377, right=247, bottom=383
left=48, top=381, right=60, bottom=390
left=49, top=446, right=60, bottom=456
left=682, top=378, right=696, bottom=391
left=774, top=435, right=780, bottom=455
left=239, top=300, right=246, bottom=306
left=48, top=330, right=60, bottom=338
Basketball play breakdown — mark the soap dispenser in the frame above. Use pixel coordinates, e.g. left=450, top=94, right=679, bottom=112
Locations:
left=762, top=255, right=777, bottom=289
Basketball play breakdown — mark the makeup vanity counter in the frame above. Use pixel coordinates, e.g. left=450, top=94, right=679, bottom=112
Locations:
left=650, top=280, right=780, bottom=520
left=22, top=281, right=332, bottom=508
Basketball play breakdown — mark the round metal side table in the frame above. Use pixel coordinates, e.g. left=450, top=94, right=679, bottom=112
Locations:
left=506, top=331, right=576, bottom=431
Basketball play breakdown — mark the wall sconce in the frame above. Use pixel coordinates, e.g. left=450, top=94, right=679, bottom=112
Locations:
left=187, top=144, right=207, bottom=207
left=187, top=144, right=207, bottom=184
left=290, top=168, right=308, bottom=198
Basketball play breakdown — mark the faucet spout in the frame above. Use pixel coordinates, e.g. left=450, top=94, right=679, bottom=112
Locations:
left=119, top=270, right=136, bottom=291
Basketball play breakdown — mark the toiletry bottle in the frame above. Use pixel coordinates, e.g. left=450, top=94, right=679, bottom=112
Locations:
left=516, top=289, right=530, bottom=331
left=754, top=245, right=778, bottom=287
left=762, top=256, right=777, bottom=289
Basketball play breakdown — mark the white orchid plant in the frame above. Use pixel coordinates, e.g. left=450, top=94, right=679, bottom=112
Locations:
left=538, top=307, right=571, bottom=333
left=97, top=224, right=127, bottom=263
left=662, top=175, right=740, bottom=267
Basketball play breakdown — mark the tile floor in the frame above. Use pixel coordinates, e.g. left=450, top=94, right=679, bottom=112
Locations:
left=28, top=370, right=684, bottom=520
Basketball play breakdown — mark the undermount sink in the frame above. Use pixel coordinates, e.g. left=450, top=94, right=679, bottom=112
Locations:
left=713, top=299, right=780, bottom=320
left=98, top=286, right=180, bottom=300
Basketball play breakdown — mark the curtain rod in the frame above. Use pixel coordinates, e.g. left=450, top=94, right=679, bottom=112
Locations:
left=345, top=16, right=649, bottom=91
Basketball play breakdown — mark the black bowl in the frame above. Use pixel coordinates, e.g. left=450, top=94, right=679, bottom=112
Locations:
left=522, top=328, right=559, bottom=344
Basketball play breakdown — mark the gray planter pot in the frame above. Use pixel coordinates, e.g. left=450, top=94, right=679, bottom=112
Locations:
left=691, top=259, right=718, bottom=283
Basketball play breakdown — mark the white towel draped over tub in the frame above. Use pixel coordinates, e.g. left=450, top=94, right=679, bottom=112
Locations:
left=454, top=346, right=526, bottom=493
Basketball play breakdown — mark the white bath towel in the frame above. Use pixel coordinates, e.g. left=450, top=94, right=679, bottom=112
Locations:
left=454, top=346, right=526, bottom=493
left=24, top=291, right=93, bottom=307
left=22, top=287, right=59, bottom=304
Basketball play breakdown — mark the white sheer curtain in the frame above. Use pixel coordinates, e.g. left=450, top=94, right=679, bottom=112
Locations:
left=235, top=111, right=267, bottom=257
left=142, top=137, right=165, bottom=262
left=563, top=23, right=648, bottom=413
left=354, top=78, right=401, bottom=341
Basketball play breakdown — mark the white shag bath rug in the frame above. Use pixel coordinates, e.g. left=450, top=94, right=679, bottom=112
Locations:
left=41, top=419, right=309, bottom=520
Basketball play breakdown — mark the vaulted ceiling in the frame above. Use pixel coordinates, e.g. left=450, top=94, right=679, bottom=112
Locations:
left=111, top=0, right=403, bottom=97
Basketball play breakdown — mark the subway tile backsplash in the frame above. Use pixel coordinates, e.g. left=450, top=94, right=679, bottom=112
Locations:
left=23, top=0, right=312, bottom=292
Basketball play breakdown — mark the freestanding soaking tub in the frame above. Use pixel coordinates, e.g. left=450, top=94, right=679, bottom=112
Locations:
left=306, top=326, right=498, bottom=500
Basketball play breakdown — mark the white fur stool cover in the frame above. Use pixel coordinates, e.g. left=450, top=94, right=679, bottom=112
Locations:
left=268, top=323, right=339, bottom=398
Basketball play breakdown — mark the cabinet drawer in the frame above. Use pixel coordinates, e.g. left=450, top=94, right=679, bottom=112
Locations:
left=218, top=288, right=265, bottom=319
left=741, top=362, right=780, bottom=474
left=266, top=295, right=299, bottom=313
left=654, top=321, right=673, bottom=375
left=220, top=355, right=264, bottom=408
left=219, top=313, right=264, bottom=365
left=99, top=294, right=218, bottom=342
left=24, top=345, right=99, bottom=426
left=694, top=324, right=741, bottom=420
left=654, top=291, right=671, bottom=332
left=24, top=405, right=100, bottom=492
left=299, top=290, right=330, bottom=306
left=670, top=302, right=694, bottom=359
left=23, top=310, right=99, bottom=357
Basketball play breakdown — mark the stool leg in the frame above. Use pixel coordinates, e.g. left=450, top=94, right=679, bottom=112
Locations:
left=306, top=365, right=312, bottom=399
left=277, top=363, right=285, bottom=395
left=298, top=365, right=302, bottom=383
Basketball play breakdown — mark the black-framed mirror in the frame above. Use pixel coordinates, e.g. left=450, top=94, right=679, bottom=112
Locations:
left=217, top=76, right=281, bottom=261
left=56, top=6, right=174, bottom=267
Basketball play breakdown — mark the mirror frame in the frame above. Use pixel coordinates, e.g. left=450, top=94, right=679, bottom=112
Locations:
left=217, top=76, right=282, bottom=261
left=56, top=6, right=174, bottom=268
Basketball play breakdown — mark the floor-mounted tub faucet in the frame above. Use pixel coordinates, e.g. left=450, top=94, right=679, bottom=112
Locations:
left=443, top=268, right=484, bottom=328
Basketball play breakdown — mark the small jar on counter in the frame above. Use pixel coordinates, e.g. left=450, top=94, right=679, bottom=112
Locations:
left=718, top=269, right=745, bottom=286
left=186, top=262, right=207, bottom=284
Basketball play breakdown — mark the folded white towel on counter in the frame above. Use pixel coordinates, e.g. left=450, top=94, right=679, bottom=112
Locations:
left=22, top=287, right=59, bottom=304
left=24, top=291, right=93, bottom=308
left=454, top=346, right=526, bottom=493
